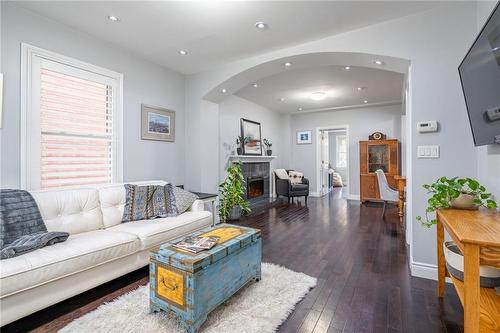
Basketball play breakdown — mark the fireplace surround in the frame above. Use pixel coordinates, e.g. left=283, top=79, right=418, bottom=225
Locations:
left=241, top=162, right=270, bottom=201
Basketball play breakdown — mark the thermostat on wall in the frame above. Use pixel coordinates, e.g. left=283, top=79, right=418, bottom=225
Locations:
left=417, top=120, right=438, bottom=133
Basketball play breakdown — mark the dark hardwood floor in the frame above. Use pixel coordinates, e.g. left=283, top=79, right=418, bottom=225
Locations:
left=3, top=188, right=463, bottom=333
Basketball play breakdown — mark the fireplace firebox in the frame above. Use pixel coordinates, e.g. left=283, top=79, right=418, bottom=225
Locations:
left=247, top=177, right=264, bottom=199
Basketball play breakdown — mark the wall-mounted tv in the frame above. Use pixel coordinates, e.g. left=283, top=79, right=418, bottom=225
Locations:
left=459, top=1, right=500, bottom=146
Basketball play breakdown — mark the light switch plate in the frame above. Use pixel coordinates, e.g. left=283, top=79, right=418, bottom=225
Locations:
left=417, top=145, right=439, bottom=158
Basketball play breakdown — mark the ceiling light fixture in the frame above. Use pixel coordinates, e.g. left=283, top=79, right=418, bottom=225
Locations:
left=298, top=107, right=303, bottom=111
left=255, top=22, right=268, bottom=30
left=357, top=87, right=365, bottom=91
left=179, top=50, right=188, bottom=55
left=344, top=66, right=351, bottom=70
left=279, top=97, right=286, bottom=102
left=284, top=62, right=293, bottom=67
left=310, top=92, right=326, bottom=101
left=364, top=100, right=368, bottom=103
left=107, top=15, right=120, bottom=22
left=252, top=83, right=258, bottom=88
left=374, top=60, right=384, bottom=65
left=220, top=88, right=227, bottom=94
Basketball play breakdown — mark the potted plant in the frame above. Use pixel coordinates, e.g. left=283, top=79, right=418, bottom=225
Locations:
left=263, top=138, right=272, bottom=156
left=219, top=162, right=251, bottom=221
left=417, top=177, right=497, bottom=227
left=236, top=135, right=249, bottom=155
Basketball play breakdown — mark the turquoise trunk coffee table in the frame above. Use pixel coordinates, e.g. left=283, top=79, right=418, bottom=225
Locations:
left=149, top=224, right=262, bottom=333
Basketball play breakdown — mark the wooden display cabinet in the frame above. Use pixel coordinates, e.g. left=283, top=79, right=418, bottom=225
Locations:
left=359, top=139, right=400, bottom=203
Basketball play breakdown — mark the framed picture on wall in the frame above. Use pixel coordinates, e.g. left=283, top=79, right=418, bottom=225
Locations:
left=296, top=130, right=312, bottom=144
left=141, top=105, right=175, bottom=142
left=240, top=118, right=262, bottom=155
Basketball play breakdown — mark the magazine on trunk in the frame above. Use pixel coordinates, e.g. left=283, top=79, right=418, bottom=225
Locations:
left=173, top=236, right=220, bottom=253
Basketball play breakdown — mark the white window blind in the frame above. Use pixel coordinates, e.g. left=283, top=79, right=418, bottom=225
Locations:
left=336, top=135, right=347, bottom=168
left=40, top=69, right=113, bottom=188
left=22, top=44, right=123, bottom=190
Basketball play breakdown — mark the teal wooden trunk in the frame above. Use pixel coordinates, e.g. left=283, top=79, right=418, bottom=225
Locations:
left=149, top=224, right=262, bottom=333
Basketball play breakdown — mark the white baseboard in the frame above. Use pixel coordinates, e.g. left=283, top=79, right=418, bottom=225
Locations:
left=411, top=261, right=451, bottom=283
left=347, top=194, right=360, bottom=201
left=309, top=191, right=321, bottom=197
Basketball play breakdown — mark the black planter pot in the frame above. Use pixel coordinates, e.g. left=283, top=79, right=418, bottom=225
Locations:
left=266, top=150, right=272, bottom=156
left=228, top=206, right=241, bottom=220
left=236, top=147, right=242, bottom=155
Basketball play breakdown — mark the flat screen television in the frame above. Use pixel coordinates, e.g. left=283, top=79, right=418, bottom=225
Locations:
left=459, top=1, right=500, bottom=146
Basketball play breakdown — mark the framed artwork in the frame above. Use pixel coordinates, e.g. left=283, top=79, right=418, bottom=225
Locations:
left=141, top=105, right=175, bottom=142
left=240, top=118, right=262, bottom=155
left=296, top=130, right=312, bottom=144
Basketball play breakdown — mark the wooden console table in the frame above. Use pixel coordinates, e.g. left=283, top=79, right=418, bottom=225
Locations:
left=436, top=209, right=500, bottom=333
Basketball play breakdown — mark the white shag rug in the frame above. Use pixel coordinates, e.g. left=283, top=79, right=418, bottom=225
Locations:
left=60, top=263, right=316, bottom=333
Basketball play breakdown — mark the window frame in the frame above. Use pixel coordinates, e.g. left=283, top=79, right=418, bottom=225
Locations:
left=335, top=134, right=348, bottom=169
left=21, top=43, right=123, bottom=190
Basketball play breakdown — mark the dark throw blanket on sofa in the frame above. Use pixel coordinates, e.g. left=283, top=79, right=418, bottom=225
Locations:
left=0, top=189, right=69, bottom=259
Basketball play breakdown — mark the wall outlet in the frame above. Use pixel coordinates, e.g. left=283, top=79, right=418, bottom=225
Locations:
left=417, top=145, right=439, bottom=158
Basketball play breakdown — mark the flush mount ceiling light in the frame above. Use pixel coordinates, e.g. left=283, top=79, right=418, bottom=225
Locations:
left=310, top=92, right=327, bottom=101
left=298, top=107, right=303, bottom=111
left=107, top=15, right=120, bottom=22
left=344, top=66, right=351, bottom=70
left=255, top=22, right=269, bottom=30
left=364, top=100, right=369, bottom=103
left=252, top=83, right=258, bottom=88
left=284, top=62, right=293, bottom=67
left=179, top=50, right=188, bottom=55
left=279, top=97, right=286, bottom=102
left=374, top=60, right=384, bottom=65
left=220, top=88, right=227, bottom=94
left=357, top=87, right=365, bottom=91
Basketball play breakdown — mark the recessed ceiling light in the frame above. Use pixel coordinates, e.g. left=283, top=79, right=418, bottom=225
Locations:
left=374, top=60, right=384, bottom=65
left=220, top=88, right=227, bottom=94
left=284, top=62, right=293, bottom=67
left=107, top=15, right=120, bottom=22
left=255, top=22, right=268, bottom=30
left=252, top=83, right=258, bottom=88
left=344, top=66, right=351, bottom=70
left=179, top=49, right=188, bottom=55
left=298, top=107, right=303, bottom=111
left=279, top=97, right=286, bottom=102
left=357, top=87, right=365, bottom=91
left=310, top=92, right=326, bottom=101
left=364, top=100, right=368, bottom=103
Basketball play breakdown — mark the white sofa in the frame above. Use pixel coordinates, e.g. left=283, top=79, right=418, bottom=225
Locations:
left=0, top=181, right=212, bottom=326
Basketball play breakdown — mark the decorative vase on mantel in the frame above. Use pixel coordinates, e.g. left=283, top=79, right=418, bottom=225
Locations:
left=266, top=150, right=272, bottom=156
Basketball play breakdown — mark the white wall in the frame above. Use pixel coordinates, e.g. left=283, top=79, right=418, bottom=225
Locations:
left=328, top=131, right=348, bottom=184
left=219, top=95, right=290, bottom=182
left=291, top=104, right=402, bottom=196
left=0, top=3, right=186, bottom=188
left=475, top=1, right=500, bottom=202
left=185, top=2, right=479, bottom=274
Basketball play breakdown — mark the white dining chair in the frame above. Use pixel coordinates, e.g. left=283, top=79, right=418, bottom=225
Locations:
left=375, top=169, right=399, bottom=218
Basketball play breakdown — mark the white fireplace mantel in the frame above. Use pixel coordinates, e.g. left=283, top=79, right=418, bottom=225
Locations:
left=228, top=155, right=276, bottom=163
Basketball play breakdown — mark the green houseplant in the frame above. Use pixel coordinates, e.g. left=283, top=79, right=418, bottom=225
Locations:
left=417, top=177, right=497, bottom=227
left=236, top=135, right=250, bottom=155
left=219, top=162, right=251, bottom=222
left=263, top=138, right=273, bottom=156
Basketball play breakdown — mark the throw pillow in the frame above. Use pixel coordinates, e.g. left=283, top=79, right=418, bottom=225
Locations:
left=147, top=184, right=178, bottom=218
left=288, top=171, right=304, bottom=184
left=173, top=187, right=199, bottom=214
left=122, top=184, right=179, bottom=222
left=274, top=169, right=289, bottom=180
left=122, top=184, right=150, bottom=222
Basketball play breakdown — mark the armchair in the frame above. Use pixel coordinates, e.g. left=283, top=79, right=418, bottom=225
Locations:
left=274, top=169, right=310, bottom=204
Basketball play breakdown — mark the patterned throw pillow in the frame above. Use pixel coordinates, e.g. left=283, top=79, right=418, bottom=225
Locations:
left=122, top=184, right=178, bottom=223
left=173, top=187, right=199, bottom=214
left=288, top=171, right=304, bottom=184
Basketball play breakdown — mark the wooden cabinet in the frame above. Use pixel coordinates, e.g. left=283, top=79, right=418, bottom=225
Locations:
left=359, top=139, right=400, bottom=202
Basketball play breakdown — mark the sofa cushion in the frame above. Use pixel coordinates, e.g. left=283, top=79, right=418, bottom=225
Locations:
left=0, top=230, right=140, bottom=297
left=288, top=171, right=304, bottom=184
left=173, top=187, right=198, bottom=214
left=274, top=169, right=289, bottom=180
left=107, top=211, right=212, bottom=249
left=291, top=183, right=308, bottom=191
left=98, top=181, right=167, bottom=228
left=30, top=188, right=103, bottom=235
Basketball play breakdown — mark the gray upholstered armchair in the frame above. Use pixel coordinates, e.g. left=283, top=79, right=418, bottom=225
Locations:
left=274, top=169, right=309, bottom=204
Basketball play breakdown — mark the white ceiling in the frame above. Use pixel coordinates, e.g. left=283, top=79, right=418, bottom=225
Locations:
left=14, top=1, right=441, bottom=74
left=235, top=65, right=404, bottom=113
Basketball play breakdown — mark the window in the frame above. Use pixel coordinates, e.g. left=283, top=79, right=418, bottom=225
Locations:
left=336, top=135, right=347, bottom=168
left=22, top=44, right=123, bottom=190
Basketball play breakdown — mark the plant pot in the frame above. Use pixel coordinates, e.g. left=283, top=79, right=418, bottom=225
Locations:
left=266, top=150, right=272, bottom=156
left=236, top=147, right=242, bottom=155
left=449, top=193, right=478, bottom=210
left=444, top=241, right=500, bottom=287
left=228, top=206, right=242, bottom=221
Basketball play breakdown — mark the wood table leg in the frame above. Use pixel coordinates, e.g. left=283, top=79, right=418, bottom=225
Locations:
left=436, top=217, right=445, bottom=298
left=463, top=243, right=480, bottom=333
left=398, top=190, right=404, bottom=223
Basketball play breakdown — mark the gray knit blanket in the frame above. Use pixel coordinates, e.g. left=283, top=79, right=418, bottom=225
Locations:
left=0, top=189, right=69, bottom=259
